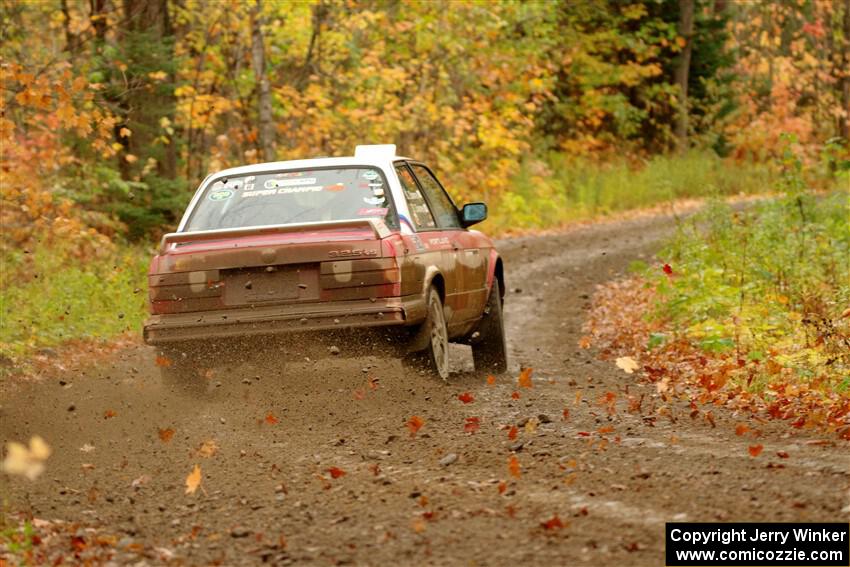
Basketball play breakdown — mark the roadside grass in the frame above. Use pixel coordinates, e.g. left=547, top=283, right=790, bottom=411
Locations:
left=485, top=151, right=779, bottom=234
left=0, top=241, right=149, bottom=368
left=585, top=152, right=850, bottom=436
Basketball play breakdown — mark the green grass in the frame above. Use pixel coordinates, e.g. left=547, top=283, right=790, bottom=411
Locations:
left=0, top=241, right=149, bottom=362
left=485, top=151, right=777, bottom=233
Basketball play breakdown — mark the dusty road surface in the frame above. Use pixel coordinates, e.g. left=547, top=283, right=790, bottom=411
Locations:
left=2, top=213, right=848, bottom=566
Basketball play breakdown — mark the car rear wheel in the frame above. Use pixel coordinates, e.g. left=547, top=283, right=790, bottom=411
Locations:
left=403, top=287, right=450, bottom=380
left=471, top=279, right=508, bottom=374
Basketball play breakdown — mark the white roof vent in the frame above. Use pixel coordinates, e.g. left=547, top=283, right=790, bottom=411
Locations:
left=354, top=144, right=397, bottom=158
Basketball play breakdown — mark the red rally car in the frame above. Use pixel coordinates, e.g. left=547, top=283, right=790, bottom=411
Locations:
left=143, top=145, right=507, bottom=381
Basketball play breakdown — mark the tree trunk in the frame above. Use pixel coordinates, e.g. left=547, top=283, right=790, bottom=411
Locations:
left=840, top=0, right=850, bottom=142
left=121, top=0, right=177, bottom=180
left=674, top=0, right=695, bottom=153
left=251, top=0, right=275, bottom=161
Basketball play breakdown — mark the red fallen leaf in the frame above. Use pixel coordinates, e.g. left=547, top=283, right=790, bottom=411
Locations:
left=505, top=505, right=517, bottom=518
left=71, top=535, right=87, bottom=552
left=662, top=263, right=673, bottom=275
left=562, top=408, right=570, bottom=420
left=407, top=415, right=424, bottom=437
left=508, top=455, right=521, bottom=478
left=353, top=389, right=365, bottom=400
left=577, top=431, right=591, bottom=437
left=748, top=444, right=764, bottom=457
left=464, top=416, right=481, bottom=433
left=508, top=425, right=518, bottom=440
left=158, top=428, right=175, bottom=442
left=541, top=515, right=564, bottom=530
left=597, top=425, right=614, bottom=434
left=776, top=451, right=790, bottom=458
left=511, top=391, right=521, bottom=400
left=368, top=463, right=381, bottom=476
left=458, top=392, right=474, bottom=404
left=517, top=367, right=534, bottom=388
left=735, top=423, right=750, bottom=436
left=265, top=412, right=279, bottom=425
left=422, top=511, right=435, bottom=521
left=327, top=467, right=346, bottom=479
left=498, top=481, right=507, bottom=494
left=486, top=374, right=496, bottom=386
left=104, top=409, right=116, bottom=419
left=705, top=411, right=716, bottom=428
left=155, top=355, right=172, bottom=368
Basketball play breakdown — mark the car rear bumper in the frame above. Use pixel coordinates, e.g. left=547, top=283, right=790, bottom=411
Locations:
left=143, top=297, right=425, bottom=345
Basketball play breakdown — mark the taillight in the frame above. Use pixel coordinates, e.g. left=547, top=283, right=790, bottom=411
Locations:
left=148, top=269, right=223, bottom=314
left=319, top=258, right=400, bottom=300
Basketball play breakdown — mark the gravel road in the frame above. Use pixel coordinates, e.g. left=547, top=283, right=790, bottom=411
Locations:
left=2, top=212, right=847, bottom=565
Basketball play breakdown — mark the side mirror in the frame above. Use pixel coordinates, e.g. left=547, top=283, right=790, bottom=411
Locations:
left=460, top=202, right=487, bottom=227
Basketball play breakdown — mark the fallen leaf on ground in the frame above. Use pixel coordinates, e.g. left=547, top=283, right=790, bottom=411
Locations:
left=104, top=409, right=117, bottom=419
left=578, top=336, right=592, bottom=349
left=185, top=464, right=201, bottom=494
left=458, top=392, right=474, bottom=404
left=407, top=415, right=424, bottom=437
left=158, top=428, right=175, bottom=443
left=508, top=455, right=521, bottom=478
left=776, top=451, right=790, bottom=458
left=541, top=515, right=564, bottom=530
left=511, top=391, right=521, bottom=400
left=265, top=412, right=279, bottom=425
left=498, top=481, right=507, bottom=494
left=155, top=355, right=172, bottom=368
left=464, top=416, right=481, bottom=433
left=518, top=367, right=534, bottom=388
left=735, top=423, right=750, bottom=436
left=196, top=440, right=219, bottom=458
left=524, top=418, right=538, bottom=434
left=1, top=436, right=51, bottom=480
left=486, top=375, right=496, bottom=385
left=562, top=408, right=570, bottom=420
left=748, top=444, right=764, bottom=457
left=663, top=263, right=673, bottom=275
left=615, top=357, right=639, bottom=374
left=327, top=467, right=346, bottom=479
left=508, top=426, right=518, bottom=440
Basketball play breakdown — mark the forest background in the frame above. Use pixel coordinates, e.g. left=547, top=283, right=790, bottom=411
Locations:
left=1, top=0, right=848, bottom=363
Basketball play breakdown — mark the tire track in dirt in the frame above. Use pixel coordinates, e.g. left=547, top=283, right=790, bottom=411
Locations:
left=1, top=213, right=847, bottom=565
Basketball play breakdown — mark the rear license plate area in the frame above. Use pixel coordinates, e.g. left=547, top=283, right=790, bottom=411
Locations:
left=224, top=265, right=318, bottom=305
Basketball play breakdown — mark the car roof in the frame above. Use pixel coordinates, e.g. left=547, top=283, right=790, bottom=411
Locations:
left=208, top=146, right=413, bottom=179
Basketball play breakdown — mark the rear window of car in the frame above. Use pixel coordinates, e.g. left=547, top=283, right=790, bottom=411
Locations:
left=184, top=167, right=398, bottom=231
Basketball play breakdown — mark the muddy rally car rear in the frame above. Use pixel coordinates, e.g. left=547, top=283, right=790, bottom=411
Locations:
left=143, top=148, right=507, bottom=386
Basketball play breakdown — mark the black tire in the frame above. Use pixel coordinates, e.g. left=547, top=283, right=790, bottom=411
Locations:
left=403, top=287, right=450, bottom=380
left=158, top=346, right=207, bottom=394
left=471, top=278, right=508, bottom=374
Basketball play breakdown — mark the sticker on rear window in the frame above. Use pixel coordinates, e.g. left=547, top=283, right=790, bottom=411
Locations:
left=357, top=207, right=388, bottom=216
left=264, top=177, right=317, bottom=189
left=325, top=183, right=346, bottom=192
left=361, top=170, right=379, bottom=181
left=209, top=189, right=233, bottom=201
